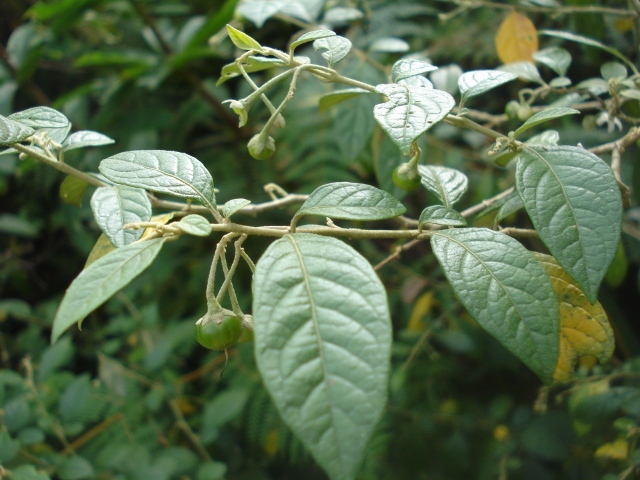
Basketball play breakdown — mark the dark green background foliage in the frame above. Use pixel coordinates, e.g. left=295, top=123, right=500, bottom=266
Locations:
left=1, top=0, right=640, bottom=479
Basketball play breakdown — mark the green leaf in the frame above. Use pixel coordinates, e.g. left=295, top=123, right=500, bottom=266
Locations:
left=431, top=228, right=559, bottom=384
left=398, top=75, right=433, bottom=88
left=533, top=47, right=572, bottom=77
left=313, top=36, right=352, bottom=66
left=374, top=84, right=455, bottom=155
left=176, top=214, right=212, bottom=237
left=253, top=233, right=391, bottom=480
left=8, top=106, right=69, bottom=129
left=548, top=77, right=571, bottom=88
left=458, top=70, right=518, bottom=105
left=524, top=130, right=559, bottom=146
left=98, top=150, right=216, bottom=210
left=514, top=108, right=579, bottom=137
left=369, top=37, right=409, bottom=53
left=601, top=62, right=627, bottom=81
left=59, top=175, right=89, bottom=207
left=62, top=130, right=115, bottom=152
left=225, top=24, right=264, bottom=52
left=0, top=114, right=35, bottom=146
left=498, top=62, right=544, bottom=85
left=417, top=165, right=468, bottom=208
left=319, top=88, right=371, bottom=112
left=540, top=30, right=638, bottom=75
left=58, top=455, right=95, bottom=480
left=5, top=465, right=50, bottom=480
left=392, top=60, right=437, bottom=82
left=85, top=234, right=116, bottom=268
left=516, top=146, right=622, bottom=302
left=236, top=0, right=286, bottom=27
left=90, top=186, right=152, bottom=247
left=217, top=56, right=285, bottom=85
left=290, top=29, right=335, bottom=55
left=51, top=238, right=166, bottom=343
left=419, top=205, right=466, bottom=228
left=222, top=198, right=251, bottom=218
left=294, top=182, right=405, bottom=222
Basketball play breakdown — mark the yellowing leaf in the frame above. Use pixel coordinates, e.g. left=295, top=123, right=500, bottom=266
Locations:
left=263, top=428, right=279, bottom=458
left=407, top=291, right=434, bottom=332
left=140, top=213, right=176, bottom=241
left=495, top=11, right=539, bottom=63
left=595, top=439, right=628, bottom=460
left=85, top=234, right=116, bottom=267
left=59, top=175, right=89, bottom=207
left=533, top=253, right=615, bottom=382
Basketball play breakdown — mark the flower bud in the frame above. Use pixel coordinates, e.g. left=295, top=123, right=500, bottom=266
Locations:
left=247, top=133, right=276, bottom=160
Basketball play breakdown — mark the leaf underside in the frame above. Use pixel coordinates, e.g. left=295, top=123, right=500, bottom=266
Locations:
left=516, top=146, right=622, bottom=302
left=431, top=228, right=559, bottom=384
left=253, top=233, right=391, bottom=480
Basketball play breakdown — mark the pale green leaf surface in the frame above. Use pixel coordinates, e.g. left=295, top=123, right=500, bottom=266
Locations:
left=177, top=214, right=212, bottom=237
left=253, top=233, right=391, bottom=480
left=514, top=108, right=579, bottom=137
left=8, top=106, right=69, bottom=129
left=391, top=59, right=438, bottom=83
left=516, top=146, right=622, bottom=302
left=620, top=89, right=640, bottom=100
left=418, top=205, right=466, bottom=228
left=313, top=36, right=352, bottom=66
left=322, top=7, right=363, bottom=26
left=369, top=37, right=409, bottom=53
left=417, top=165, right=468, bottom=208
left=458, top=70, right=518, bottom=103
left=319, top=88, right=371, bottom=111
left=291, top=29, right=335, bottom=53
left=498, top=62, right=544, bottom=84
left=374, top=84, right=455, bottom=155
left=62, top=131, right=115, bottom=152
left=398, top=75, right=433, bottom=88
left=236, top=0, right=287, bottom=27
left=431, top=64, right=463, bottom=95
left=90, top=186, right=152, bottom=248
left=524, top=130, right=559, bottom=146
left=223, top=198, right=251, bottom=218
left=52, top=238, right=166, bottom=342
left=601, top=62, right=627, bottom=81
left=226, top=24, right=264, bottom=52
left=0, top=114, right=35, bottom=146
left=540, top=30, right=637, bottom=75
left=496, top=194, right=524, bottom=225
left=99, top=150, right=216, bottom=209
left=533, top=47, right=571, bottom=77
left=548, top=77, right=571, bottom=88
left=295, top=182, right=405, bottom=221
left=431, top=228, right=559, bottom=383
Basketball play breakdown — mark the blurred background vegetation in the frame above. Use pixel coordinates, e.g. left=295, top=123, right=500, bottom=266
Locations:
left=1, top=0, right=640, bottom=479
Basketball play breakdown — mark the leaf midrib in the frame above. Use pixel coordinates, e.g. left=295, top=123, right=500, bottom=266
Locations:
left=285, top=234, right=342, bottom=460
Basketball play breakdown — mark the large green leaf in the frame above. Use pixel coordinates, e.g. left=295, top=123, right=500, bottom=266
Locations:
left=374, top=84, right=454, bottom=155
left=99, top=150, right=216, bottom=210
left=0, top=114, right=35, bottom=146
left=516, top=146, right=622, bottom=302
left=431, top=228, right=559, bottom=384
left=253, top=233, right=391, bottom=480
left=51, top=238, right=166, bottom=343
left=417, top=165, right=468, bottom=208
left=294, top=182, right=405, bottom=222
left=90, top=186, right=152, bottom=247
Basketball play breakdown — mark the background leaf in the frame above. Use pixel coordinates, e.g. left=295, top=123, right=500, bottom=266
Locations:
left=90, top=186, right=152, bottom=247
left=51, top=238, right=166, bottom=343
left=253, top=233, right=391, bottom=480
left=431, top=228, right=559, bottom=384
left=417, top=165, right=468, bottom=208
left=374, top=84, right=455, bottom=155
left=294, top=182, right=405, bottom=222
left=533, top=253, right=615, bottom=382
left=62, top=131, right=115, bottom=152
left=458, top=70, right=518, bottom=105
left=99, top=150, right=216, bottom=210
left=516, top=146, right=622, bottom=302
left=532, top=47, right=572, bottom=77
left=495, top=11, right=539, bottom=63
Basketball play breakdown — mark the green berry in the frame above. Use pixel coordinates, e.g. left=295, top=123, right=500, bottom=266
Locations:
left=392, top=165, right=421, bottom=191
left=195, top=311, right=242, bottom=350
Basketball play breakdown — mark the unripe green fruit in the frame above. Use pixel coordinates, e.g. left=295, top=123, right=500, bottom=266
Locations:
left=238, top=327, right=254, bottom=344
left=517, top=104, right=534, bottom=121
left=195, top=311, right=242, bottom=350
left=505, top=100, right=520, bottom=121
left=392, top=165, right=421, bottom=192
left=247, top=134, right=276, bottom=160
